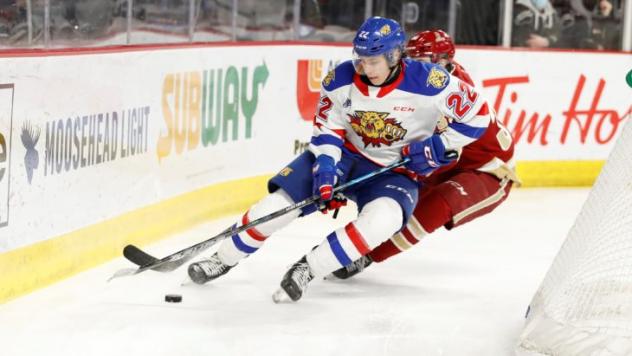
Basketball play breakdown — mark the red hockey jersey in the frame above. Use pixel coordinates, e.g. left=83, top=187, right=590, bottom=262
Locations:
left=429, top=61, right=519, bottom=184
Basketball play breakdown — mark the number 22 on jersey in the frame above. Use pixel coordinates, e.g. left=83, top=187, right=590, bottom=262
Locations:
left=446, top=81, right=478, bottom=119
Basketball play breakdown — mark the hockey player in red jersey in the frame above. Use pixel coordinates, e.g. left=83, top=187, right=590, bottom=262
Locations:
left=330, top=29, right=521, bottom=279
left=405, top=29, right=474, bottom=86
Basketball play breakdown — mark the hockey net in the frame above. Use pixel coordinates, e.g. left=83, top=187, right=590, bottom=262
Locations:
left=515, top=120, right=632, bottom=356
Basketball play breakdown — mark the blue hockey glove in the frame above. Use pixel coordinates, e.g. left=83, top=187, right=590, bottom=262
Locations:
left=312, top=155, right=340, bottom=201
left=402, top=135, right=455, bottom=175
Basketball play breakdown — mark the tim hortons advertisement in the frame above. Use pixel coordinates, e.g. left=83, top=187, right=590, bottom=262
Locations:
left=457, top=49, right=631, bottom=160
left=294, top=47, right=631, bottom=161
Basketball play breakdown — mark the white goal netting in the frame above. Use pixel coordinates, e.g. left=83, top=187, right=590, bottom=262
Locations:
left=516, top=120, right=632, bottom=356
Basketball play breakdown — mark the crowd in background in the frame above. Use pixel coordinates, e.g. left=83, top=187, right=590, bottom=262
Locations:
left=0, top=0, right=627, bottom=51
left=513, top=0, right=625, bottom=50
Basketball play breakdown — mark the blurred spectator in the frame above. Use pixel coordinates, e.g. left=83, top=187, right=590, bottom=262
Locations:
left=381, top=0, right=450, bottom=34
left=294, top=0, right=365, bottom=42
left=554, top=0, right=623, bottom=50
left=0, top=1, right=17, bottom=38
left=456, top=0, right=500, bottom=45
left=512, top=0, right=561, bottom=48
left=590, top=0, right=622, bottom=49
left=0, top=0, right=27, bottom=43
left=52, top=0, right=116, bottom=39
left=555, top=0, right=593, bottom=48
left=317, top=0, right=366, bottom=32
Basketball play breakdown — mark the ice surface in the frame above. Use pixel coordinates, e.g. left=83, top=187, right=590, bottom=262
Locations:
left=0, top=188, right=590, bottom=356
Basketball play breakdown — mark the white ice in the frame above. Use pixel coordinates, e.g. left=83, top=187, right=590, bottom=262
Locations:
left=0, top=188, right=590, bottom=356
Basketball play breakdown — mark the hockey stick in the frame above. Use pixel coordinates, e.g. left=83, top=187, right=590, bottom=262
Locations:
left=109, top=157, right=413, bottom=281
left=120, top=227, right=232, bottom=271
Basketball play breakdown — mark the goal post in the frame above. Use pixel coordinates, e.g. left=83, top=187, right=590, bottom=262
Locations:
left=515, top=119, right=632, bottom=356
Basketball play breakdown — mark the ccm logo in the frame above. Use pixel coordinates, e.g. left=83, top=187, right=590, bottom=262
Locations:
left=393, top=106, right=415, bottom=112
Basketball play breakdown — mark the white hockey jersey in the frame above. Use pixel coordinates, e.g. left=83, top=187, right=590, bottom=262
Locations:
left=308, top=59, right=492, bottom=170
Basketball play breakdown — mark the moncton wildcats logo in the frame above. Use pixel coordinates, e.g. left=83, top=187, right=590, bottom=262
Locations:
left=349, top=110, right=407, bottom=147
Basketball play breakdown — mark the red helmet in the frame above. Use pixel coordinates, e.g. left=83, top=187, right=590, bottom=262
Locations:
left=405, top=29, right=456, bottom=63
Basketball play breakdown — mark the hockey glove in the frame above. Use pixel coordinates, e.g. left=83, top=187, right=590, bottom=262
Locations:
left=319, top=192, right=348, bottom=215
left=312, top=155, right=341, bottom=201
left=402, top=135, right=455, bottom=176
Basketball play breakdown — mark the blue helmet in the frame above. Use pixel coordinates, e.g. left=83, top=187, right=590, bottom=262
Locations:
left=352, top=17, right=405, bottom=67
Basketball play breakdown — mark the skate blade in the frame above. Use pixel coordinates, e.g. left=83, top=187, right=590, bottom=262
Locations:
left=271, top=288, right=293, bottom=304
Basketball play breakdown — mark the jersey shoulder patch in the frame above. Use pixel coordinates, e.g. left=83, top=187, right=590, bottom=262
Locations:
left=322, top=60, right=355, bottom=92
left=398, top=60, right=451, bottom=96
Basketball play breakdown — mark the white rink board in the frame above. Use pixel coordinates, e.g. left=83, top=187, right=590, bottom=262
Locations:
left=0, top=44, right=629, bottom=253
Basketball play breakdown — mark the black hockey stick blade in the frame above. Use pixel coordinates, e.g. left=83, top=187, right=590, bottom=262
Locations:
left=123, top=244, right=196, bottom=272
left=122, top=245, right=197, bottom=273
left=123, top=245, right=159, bottom=266
left=110, top=157, right=415, bottom=280
left=108, top=246, right=162, bottom=281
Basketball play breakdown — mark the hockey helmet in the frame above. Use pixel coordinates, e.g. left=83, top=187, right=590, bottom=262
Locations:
left=352, top=17, right=406, bottom=69
left=405, top=29, right=456, bottom=63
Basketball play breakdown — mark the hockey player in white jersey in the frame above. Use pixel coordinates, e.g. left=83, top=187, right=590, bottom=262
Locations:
left=187, top=16, right=493, bottom=302
left=330, top=29, right=518, bottom=280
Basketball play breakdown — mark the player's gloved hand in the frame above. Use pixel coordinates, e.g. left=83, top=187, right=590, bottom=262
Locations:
left=312, top=155, right=340, bottom=201
left=402, top=135, right=455, bottom=175
left=319, top=192, right=348, bottom=214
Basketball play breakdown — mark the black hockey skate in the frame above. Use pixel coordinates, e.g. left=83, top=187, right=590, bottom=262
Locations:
left=187, top=253, right=234, bottom=285
left=328, top=255, right=373, bottom=280
left=272, top=255, right=314, bottom=303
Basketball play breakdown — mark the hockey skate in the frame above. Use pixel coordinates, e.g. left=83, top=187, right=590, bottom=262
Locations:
left=327, top=255, right=373, bottom=280
left=187, top=253, right=234, bottom=285
left=272, top=255, right=314, bottom=303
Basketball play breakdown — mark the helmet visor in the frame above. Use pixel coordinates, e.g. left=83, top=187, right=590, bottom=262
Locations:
left=352, top=48, right=401, bottom=74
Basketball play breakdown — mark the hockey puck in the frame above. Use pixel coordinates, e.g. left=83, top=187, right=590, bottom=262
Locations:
left=165, top=294, right=182, bottom=303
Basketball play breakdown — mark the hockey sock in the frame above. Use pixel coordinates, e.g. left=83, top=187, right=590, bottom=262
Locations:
left=217, top=189, right=300, bottom=266
left=369, top=190, right=451, bottom=262
left=307, top=197, right=403, bottom=278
